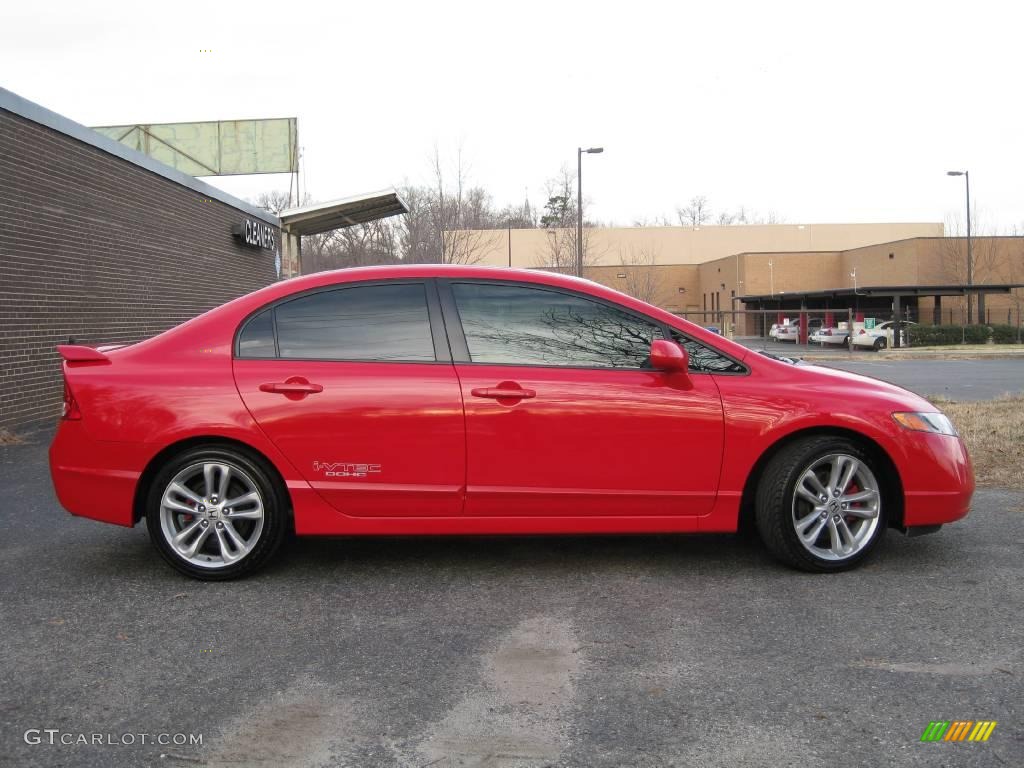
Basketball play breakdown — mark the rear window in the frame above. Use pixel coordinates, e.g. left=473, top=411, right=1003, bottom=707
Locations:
left=237, top=283, right=436, bottom=362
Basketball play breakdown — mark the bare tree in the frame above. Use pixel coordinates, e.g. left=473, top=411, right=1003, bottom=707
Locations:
left=1001, top=261, right=1024, bottom=329
left=940, top=211, right=1003, bottom=322
left=252, top=189, right=295, bottom=215
left=428, top=146, right=502, bottom=264
left=677, top=196, right=711, bottom=227
left=537, top=167, right=605, bottom=271
left=253, top=190, right=401, bottom=273
left=618, top=244, right=660, bottom=303
left=996, top=249, right=1024, bottom=328
left=999, top=225, right=1024, bottom=326
left=672, top=199, right=784, bottom=227
left=496, top=195, right=537, bottom=229
left=307, top=220, right=401, bottom=273
left=632, top=215, right=674, bottom=227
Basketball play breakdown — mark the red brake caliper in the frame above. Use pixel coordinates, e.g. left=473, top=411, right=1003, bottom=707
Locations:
left=846, top=481, right=859, bottom=523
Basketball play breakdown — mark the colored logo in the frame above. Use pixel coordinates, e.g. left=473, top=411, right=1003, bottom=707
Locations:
left=920, top=721, right=997, bottom=742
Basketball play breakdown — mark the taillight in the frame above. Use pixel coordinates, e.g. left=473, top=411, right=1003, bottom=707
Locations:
left=62, top=379, right=82, bottom=420
left=858, top=329, right=866, bottom=335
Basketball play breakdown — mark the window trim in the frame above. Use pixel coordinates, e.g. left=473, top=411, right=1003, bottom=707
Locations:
left=437, top=278, right=748, bottom=375
left=233, top=279, right=451, bottom=364
left=235, top=307, right=277, bottom=359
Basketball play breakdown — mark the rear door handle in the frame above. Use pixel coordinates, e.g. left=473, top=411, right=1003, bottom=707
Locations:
left=471, top=387, right=536, bottom=400
left=259, top=379, right=324, bottom=396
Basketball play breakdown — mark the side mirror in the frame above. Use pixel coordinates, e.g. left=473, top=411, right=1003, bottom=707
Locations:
left=650, top=339, right=689, bottom=373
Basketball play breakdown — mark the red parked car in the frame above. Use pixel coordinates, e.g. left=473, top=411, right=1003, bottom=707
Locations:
left=49, top=266, right=974, bottom=580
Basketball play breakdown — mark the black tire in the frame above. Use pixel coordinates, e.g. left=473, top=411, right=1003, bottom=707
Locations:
left=842, top=335, right=850, bottom=348
left=874, top=337, right=887, bottom=351
left=145, top=445, right=289, bottom=580
left=755, top=435, right=887, bottom=572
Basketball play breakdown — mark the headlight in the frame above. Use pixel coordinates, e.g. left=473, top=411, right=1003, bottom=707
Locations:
left=892, top=411, right=958, bottom=436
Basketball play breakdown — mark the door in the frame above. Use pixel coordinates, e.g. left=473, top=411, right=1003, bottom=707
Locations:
left=232, top=281, right=465, bottom=517
left=440, top=280, right=726, bottom=517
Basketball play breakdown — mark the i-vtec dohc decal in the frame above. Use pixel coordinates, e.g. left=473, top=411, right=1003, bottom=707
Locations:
left=313, top=461, right=382, bottom=478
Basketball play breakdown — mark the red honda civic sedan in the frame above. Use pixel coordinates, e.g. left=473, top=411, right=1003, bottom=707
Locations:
left=49, top=266, right=973, bottom=580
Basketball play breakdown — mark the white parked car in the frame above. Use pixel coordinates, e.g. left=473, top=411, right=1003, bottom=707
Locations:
left=809, top=327, right=851, bottom=347
left=772, top=319, right=821, bottom=343
left=775, top=324, right=800, bottom=342
left=851, top=320, right=916, bottom=350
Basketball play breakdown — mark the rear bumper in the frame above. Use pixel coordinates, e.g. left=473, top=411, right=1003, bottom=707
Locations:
left=49, top=421, right=152, bottom=527
left=900, top=434, right=974, bottom=527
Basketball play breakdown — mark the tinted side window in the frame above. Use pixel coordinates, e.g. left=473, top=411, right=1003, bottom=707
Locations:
left=452, top=282, right=658, bottom=368
left=670, top=329, right=746, bottom=374
left=275, top=283, right=435, bottom=361
left=237, top=308, right=276, bottom=358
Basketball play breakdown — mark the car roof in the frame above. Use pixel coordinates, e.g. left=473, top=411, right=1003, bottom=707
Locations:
left=235, top=264, right=680, bottom=324
left=267, top=264, right=597, bottom=296
left=133, top=263, right=754, bottom=365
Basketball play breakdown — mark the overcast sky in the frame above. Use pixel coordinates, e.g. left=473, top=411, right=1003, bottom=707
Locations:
left=3, top=0, right=1021, bottom=231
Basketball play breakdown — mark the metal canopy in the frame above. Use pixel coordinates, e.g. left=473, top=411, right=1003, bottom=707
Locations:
left=740, top=284, right=1024, bottom=302
left=280, top=189, right=409, bottom=235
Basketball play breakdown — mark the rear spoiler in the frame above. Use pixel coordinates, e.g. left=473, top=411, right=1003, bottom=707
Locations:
left=57, top=345, right=111, bottom=364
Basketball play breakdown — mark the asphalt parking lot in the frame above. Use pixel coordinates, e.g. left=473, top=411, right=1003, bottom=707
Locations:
left=736, top=343, right=1024, bottom=400
left=1, top=429, right=1022, bottom=768
left=817, top=358, right=1024, bottom=400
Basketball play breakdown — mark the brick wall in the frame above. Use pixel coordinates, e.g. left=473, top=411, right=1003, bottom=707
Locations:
left=583, top=263, right=700, bottom=313
left=0, top=109, right=280, bottom=431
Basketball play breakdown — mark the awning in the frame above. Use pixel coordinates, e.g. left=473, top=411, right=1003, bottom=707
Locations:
left=279, top=188, right=408, bottom=236
left=739, top=284, right=1024, bottom=303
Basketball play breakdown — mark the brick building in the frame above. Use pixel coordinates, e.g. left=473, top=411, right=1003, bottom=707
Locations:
left=0, top=87, right=284, bottom=431
left=465, top=224, right=1024, bottom=331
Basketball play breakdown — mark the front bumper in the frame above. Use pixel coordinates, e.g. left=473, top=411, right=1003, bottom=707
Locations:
left=899, top=433, right=974, bottom=527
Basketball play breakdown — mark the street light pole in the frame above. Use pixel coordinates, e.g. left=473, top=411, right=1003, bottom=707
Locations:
left=577, top=146, right=603, bottom=277
left=577, top=149, right=582, bottom=277
left=947, top=170, right=973, bottom=323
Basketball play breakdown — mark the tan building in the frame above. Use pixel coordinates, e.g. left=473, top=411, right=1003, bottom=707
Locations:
left=459, top=223, right=1024, bottom=332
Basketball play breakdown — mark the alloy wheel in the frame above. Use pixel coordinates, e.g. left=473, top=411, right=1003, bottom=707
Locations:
left=159, top=461, right=265, bottom=568
left=791, top=453, right=881, bottom=561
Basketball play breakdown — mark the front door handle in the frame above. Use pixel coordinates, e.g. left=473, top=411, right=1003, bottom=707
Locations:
left=259, top=378, right=324, bottom=398
left=471, top=386, right=536, bottom=400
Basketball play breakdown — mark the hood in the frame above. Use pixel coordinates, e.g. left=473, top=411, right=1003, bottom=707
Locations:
left=793, top=362, right=936, bottom=412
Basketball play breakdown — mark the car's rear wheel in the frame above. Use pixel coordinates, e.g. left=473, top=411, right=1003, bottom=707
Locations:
left=755, top=436, right=886, bottom=572
left=874, top=337, right=887, bottom=350
left=145, top=445, right=287, bottom=580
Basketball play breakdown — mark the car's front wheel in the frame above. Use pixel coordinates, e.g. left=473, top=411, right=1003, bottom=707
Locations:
left=755, top=436, right=887, bottom=572
left=874, top=337, right=887, bottom=350
left=145, top=445, right=288, bottom=580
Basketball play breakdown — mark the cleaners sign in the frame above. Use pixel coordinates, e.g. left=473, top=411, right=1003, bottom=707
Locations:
left=232, top=219, right=277, bottom=251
